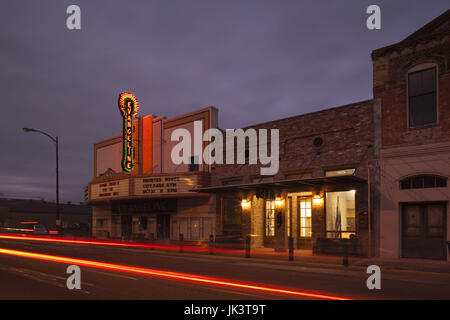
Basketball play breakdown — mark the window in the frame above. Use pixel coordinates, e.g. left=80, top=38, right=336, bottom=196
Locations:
left=400, top=175, right=447, bottom=189
left=222, top=179, right=242, bottom=186
left=222, top=198, right=242, bottom=235
left=202, top=217, right=213, bottom=240
left=171, top=219, right=178, bottom=240
left=190, top=218, right=200, bottom=240
left=189, top=156, right=199, bottom=172
left=179, top=217, right=188, bottom=239
left=408, top=67, right=437, bottom=127
left=325, top=168, right=356, bottom=177
left=138, top=216, right=148, bottom=230
left=325, top=191, right=356, bottom=239
left=265, top=200, right=275, bottom=237
left=96, top=218, right=107, bottom=228
left=299, top=198, right=312, bottom=238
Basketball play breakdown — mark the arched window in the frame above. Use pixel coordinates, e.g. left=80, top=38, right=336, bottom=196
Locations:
left=400, top=175, right=447, bottom=190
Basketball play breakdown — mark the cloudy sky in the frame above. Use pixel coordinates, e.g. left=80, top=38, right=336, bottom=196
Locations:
left=0, top=1, right=448, bottom=203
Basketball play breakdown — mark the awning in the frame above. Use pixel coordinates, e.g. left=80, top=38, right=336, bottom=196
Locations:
left=191, top=174, right=366, bottom=193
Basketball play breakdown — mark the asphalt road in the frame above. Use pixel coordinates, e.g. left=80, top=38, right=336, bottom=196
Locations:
left=0, top=238, right=449, bottom=300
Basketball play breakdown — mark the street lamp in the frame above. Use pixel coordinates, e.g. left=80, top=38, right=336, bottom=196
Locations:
left=22, top=127, right=60, bottom=226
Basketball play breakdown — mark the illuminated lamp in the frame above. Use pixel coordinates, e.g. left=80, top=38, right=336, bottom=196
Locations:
left=313, top=191, right=323, bottom=205
left=241, top=199, right=251, bottom=209
left=274, top=197, right=284, bottom=209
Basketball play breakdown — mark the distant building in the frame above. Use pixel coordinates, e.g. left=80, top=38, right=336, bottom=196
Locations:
left=0, top=198, right=92, bottom=234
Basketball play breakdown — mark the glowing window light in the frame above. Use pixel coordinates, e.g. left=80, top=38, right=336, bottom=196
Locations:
left=118, top=92, right=139, bottom=172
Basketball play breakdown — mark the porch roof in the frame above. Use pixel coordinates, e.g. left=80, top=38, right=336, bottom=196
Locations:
left=191, top=174, right=367, bottom=193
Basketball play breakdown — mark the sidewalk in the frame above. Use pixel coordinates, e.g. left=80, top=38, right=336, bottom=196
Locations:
left=141, top=244, right=450, bottom=276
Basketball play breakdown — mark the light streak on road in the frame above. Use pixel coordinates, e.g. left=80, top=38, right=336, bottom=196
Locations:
left=0, top=233, right=347, bottom=260
left=0, top=247, right=352, bottom=300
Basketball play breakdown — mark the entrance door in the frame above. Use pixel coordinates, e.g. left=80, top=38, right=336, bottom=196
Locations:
left=157, top=214, right=170, bottom=240
left=402, top=203, right=447, bottom=260
left=297, top=197, right=313, bottom=249
left=121, top=215, right=132, bottom=238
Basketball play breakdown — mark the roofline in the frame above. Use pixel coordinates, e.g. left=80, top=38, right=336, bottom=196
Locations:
left=372, top=9, right=450, bottom=59
left=236, top=99, right=374, bottom=131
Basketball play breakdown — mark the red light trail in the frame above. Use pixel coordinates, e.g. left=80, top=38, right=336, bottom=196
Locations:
left=0, top=233, right=347, bottom=260
left=0, top=247, right=351, bottom=300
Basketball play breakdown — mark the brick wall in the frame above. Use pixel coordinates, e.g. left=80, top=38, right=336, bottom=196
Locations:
left=372, top=32, right=450, bottom=148
left=212, top=100, right=376, bottom=184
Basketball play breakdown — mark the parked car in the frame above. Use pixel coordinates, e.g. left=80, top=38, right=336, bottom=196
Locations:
left=33, top=224, right=48, bottom=235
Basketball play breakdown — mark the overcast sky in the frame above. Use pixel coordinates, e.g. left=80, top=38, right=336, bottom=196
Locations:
left=0, top=1, right=448, bottom=203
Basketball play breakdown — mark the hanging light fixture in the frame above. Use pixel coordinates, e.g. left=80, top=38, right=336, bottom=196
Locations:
left=241, top=199, right=251, bottom=209
left=313, top=190, right=323, bottom=205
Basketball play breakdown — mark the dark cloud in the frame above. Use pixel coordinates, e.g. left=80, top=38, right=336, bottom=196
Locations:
left=0, top=0, right=448, bottom=202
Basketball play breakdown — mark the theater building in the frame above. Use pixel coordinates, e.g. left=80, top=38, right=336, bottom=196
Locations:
left=87, top=106, right=219, bottom=242
left=374, top=10, right=450, bottom=260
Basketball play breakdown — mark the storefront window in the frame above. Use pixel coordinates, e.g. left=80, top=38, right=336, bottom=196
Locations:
left=139, top=216, right=148, bottom=230
left=190, top=218, right=200, bottom=240
left=325, top=191, right=356, bottom=239
left=265, top=200, right=275, bottom=237
left=222, top=198, right=242, bottom=235
left=299, top=198, right=312, bottom=238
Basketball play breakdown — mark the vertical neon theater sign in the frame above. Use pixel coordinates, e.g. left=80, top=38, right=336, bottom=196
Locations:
left=118, top=92, right=139, bottom=172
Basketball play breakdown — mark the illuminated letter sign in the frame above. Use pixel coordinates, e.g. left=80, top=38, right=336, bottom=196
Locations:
left=118, top=92, right=139, bottom=172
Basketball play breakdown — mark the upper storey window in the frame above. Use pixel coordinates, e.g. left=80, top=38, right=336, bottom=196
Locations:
left=408, top=67, right=437, bottom=127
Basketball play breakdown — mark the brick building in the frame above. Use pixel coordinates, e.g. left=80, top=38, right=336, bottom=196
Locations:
left=195, top=100, right=378, bottom=256
left=373, top=10, right=450, bottom=260
left=0, top=198, right=92, bottom=235
left=194, top=10, right=450, bottom=260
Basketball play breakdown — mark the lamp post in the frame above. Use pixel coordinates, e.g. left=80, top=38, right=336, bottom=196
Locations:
left=23, top=128, right=60, bottom=227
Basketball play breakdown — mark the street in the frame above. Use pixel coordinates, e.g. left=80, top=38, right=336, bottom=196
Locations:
left=0, top=238, right=449, bottom=300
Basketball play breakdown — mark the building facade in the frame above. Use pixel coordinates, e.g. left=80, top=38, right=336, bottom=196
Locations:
left=0, top=198, right=92, bottom=235
left=87, top=10, right=450, bottom=260
left=196, top=100, right=378, bottom=257
left=88, top=107, right=218, bottom=242
left=373, top=10, right=450, bottom=260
